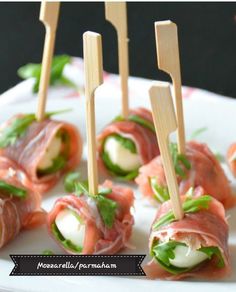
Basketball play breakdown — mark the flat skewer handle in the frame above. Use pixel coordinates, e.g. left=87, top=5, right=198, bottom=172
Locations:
left=83, top=31, right=103, bottom=195
left=149, top=81, right=184, bottom=220
left=37, top=1, right=60, bottom=121
left=105, top=1, right=129, bottom=118
left=155, top=20, right=185, bottom=154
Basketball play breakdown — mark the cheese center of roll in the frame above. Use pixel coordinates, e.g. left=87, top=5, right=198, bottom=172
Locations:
left=104, top=136, right=141, bottom=171
left=169, top=245, right=208, bottom=268
left=55, top=209, right=85, bottom=247
left=38, top=136, right=62, bottom=170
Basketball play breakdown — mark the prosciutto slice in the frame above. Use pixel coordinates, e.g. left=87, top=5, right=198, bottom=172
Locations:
left=0, top=115, right=82, bottom=193
left=0, top=156, right=46, bottom=248
left=97, top=107, right=159, bottom=177
left=136, top=141, right=235, bottom=209
left=145, top=188, right=230, bottom=280
left=47, top=180, right=134, bottom=254
left=227, top=143, right=236, bottom=177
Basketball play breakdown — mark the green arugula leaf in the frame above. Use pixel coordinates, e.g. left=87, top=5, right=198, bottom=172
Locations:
left=151, top=240, right=225, bottom=275
left=151, top=240, right=224, bottom=275
left=45, top=108, right=72, bottom=118
left=152, top=241, right=184, bottom=265
left=85, top=186, right=117, bottom=229
left=18, top=55, right=76, bottom=93
left=0, top=180, right=27, bottom=199
left=150, top=177, right=170, bottom=203
left=0, top=114, right=35, bottom=148
left=170, top=143, right=191, bottom=178
left=18, top=63, right=40, bottom=79
left=153, top=195, right=212, bottom=230
left=214, top=152, right=224, bottom=163
left=49, top=55, right=72, bottom=84
left=96, top=195, right=117, bottom=228
left=199, top=246, right=225, bottom=268
left=183, top=195, right=211, bottom=212
left=99, top=187, right=112, bottom=196
left=112, top=115, right=125, bottom=123
left=73, top=181, right=112, bottom=199
left=128, top=115, right=155, bottom=133
left=190, top=127, right=208, bottom=139
left=151, top=240, right=191, bottom=274
left=116, top=169, right=139, bottom=181
left=51, top=223, right=83, bottom=253
left=68, top=180, right=117, bottom=229
left=64, top=171, right=81, bottom=193
left=0, top=110, right=71, bottom=149
left=74, top=181, right=89, bottom=196
left=42, top=250, right=54, bottom=255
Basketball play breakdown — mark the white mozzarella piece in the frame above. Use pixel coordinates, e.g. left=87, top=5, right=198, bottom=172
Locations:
left=38, top=136, right=62, bottom=169
left=104, top=136, right=141, bottom=171
left=169, top=245, right=208, bottom=268
left=55, top=209, right=85, bottom=248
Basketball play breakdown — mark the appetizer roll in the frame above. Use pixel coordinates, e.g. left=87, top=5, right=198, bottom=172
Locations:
left=97, top=108, right=159, bottom=181
left=145, top=188, right=230, bottom=280
left=227, top=143, right=236, bottom=177
left=0, top=113, right=82, bottom=193
left=136, top=141, right=235, bottom=209
left=0, top=156, right=46, bottom=248
left=47, top=180, right=134, bottom=254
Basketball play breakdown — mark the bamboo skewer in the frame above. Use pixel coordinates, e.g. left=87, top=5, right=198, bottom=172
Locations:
left=83, top=31, right=103, bottom=196
left=155, top=20, right=185, bottom=154
left=105, top=1, right=129, bottom=119
left=36, top=1, right=60, bottom=121
left=149, top=81, right=184, bottom=220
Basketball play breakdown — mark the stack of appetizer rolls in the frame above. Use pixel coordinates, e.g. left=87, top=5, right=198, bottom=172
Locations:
left=145, top=187, right=230, bottom=279
left=136, top=141, right=236, bottom=209
left=47, top=29, right=136, bottom=256
left=0, top=112, right=82, bottom=192
left=140, top=79, right=233, bottom=280
left=1, top=1, right=236, bottom=283
left=0, top=111, right=83, bottom=247
left=48, top=180, right=134, bottom=254
left=0, top=156, right=45, bottom=248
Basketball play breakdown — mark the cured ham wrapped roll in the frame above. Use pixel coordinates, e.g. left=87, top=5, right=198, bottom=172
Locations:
left=47, top=180, right=134, bottom=254
left=145, top=188, right=230, bottom=280
left=0, top=113, right=82, bottom=193
left=136, top=141, right=235, bottom=209
left=97, top=108, right=159, bottom=181
left=227, top=143, right=236, bottom=177
left=0, top=156, right=46, bottom=248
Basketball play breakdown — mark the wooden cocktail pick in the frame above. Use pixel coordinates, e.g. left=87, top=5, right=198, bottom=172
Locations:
left=36, top=1, right=60, bottom=121
left=105, top=1, right=129, bottom=119
left=149, top=81, right=184, bottom=220
left=155, top=20, right=185, bottom=154
left=83, top=31, right=103, bottom=195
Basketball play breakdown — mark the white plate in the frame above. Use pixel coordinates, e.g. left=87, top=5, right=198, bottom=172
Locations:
left=0, top=78, right=236, bottom=292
